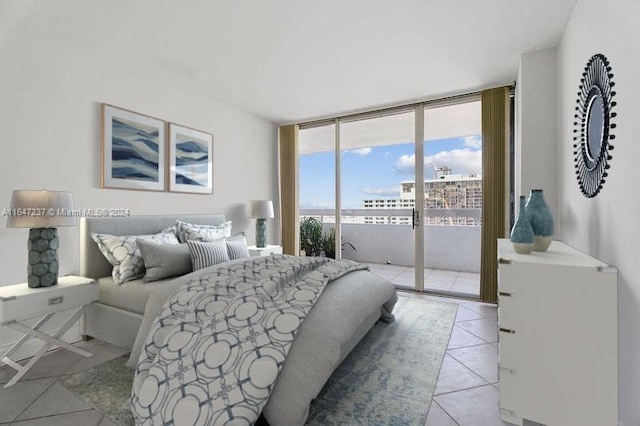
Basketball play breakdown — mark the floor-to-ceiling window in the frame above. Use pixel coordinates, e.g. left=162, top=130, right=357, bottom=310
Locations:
left=299, top=123, right=335, bottom=257
left=338, top=110, right=418, bottom=285
left=422, top=98, right=482, bottom=296
left=298, top=95, right=486, bottom=298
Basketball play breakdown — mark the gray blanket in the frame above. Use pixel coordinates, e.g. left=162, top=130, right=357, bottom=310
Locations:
left=129, top=255, right=397, bottom=425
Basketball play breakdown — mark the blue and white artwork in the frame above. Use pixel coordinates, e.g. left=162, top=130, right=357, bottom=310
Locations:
left=111, top=118, right=160, bottom=182
left=169, top=123, right=213, bottom=194
left=102, top=104, right=166, bottom=191
left=174, top=133, right=209, bottom=186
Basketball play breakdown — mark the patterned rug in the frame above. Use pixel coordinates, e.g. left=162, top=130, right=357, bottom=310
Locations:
left=61, top=354, right=135, bottom=425
left=61, top=296, right=457, bottom=426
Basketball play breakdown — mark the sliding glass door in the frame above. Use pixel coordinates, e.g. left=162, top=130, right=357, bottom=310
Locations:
left=298, top=96, right=483, bottom=297
left=339, top=110, right=417, bottom=289
left=423, top=98, right=482, bottom=297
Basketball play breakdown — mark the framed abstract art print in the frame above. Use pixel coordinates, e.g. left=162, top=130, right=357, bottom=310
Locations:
left=168, top=123, right=213, bottom=194
left=101, top=104, right=166, bottom=191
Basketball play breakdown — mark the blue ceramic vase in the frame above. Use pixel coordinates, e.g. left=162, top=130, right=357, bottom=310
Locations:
left=510, top=196, right=535, bottom=254
left=525, top=189, right=554, bottom=251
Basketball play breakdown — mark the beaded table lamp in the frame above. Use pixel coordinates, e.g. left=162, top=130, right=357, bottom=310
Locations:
left=7, top=190, right=76, bottom=288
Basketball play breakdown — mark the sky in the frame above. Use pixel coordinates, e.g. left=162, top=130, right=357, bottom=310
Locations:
left=300, top=135, right=482, bottom=209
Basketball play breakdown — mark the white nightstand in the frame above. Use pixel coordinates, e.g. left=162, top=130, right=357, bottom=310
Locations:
left=0, top=276, right=98, bottom=388
left=248, top=245, right=283, bottom=257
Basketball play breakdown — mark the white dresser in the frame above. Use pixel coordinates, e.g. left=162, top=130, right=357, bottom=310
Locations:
left=497, top=239, right=618, bottom=426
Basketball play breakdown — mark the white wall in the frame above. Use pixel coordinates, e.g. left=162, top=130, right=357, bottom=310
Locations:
left=0, top=4, right=278, bottom=354
left=557, top=1, right=640, bottom=424
left=339, top=224, right=480, bottom=273
left=515, top=47, right=559, bottom=221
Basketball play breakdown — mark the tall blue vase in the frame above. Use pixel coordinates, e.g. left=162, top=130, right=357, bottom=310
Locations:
left=525, top=189, right=554, bottom=251
left=510, top=196, right=535, bottom=254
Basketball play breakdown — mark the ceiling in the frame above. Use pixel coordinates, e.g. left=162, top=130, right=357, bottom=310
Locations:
left=1, top=0, right=577, bottom=124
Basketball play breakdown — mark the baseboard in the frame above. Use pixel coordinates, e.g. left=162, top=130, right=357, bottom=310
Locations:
left=0, top=324, right=82, bottom=364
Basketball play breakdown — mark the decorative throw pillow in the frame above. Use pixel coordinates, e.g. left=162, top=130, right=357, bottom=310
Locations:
left=226, top=235, right=250, bottom=260
left=92, top=228, right=179, bottom=284
left=187, top=239, right=230, bottom=271
left=176, top=220, right=232, bottom=243
left=137, top=240, right=192, bottom=283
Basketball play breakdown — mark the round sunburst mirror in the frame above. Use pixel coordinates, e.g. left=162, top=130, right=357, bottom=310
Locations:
left=573, top=53, right=617, bottom=198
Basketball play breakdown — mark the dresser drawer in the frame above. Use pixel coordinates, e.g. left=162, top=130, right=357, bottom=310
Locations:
left=497, top=260, right=519, bottom=294
left=499, top=331, right=522, bottom=423
left=498, top=327, right=518, bottom=370
left=499, top=369, right=522, bottom=424
left=497, top=291, right=519, bottom=330
left=0, top=277, right=98, bottom=324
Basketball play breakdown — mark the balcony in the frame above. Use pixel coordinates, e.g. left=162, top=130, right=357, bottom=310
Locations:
left=301, top=208, right=481, bottom=298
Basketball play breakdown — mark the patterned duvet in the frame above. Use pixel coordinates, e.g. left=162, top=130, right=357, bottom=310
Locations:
left=130, top=255, right=367, bottom=425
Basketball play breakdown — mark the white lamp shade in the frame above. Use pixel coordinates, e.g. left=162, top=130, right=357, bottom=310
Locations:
left=249, top=200, right=274, bottom=219
left=7, top=190, right=77, bottom=228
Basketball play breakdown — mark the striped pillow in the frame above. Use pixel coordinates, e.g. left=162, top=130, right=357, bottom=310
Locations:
left=226, top=235, right=250, bottom=260
left=187, top=240, right=230, bottom=271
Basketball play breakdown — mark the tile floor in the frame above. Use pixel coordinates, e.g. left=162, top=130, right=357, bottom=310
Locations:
left=366, top=262, right=481, bottom=297
left=0, top=339, right=129, bottom=425
left=0, top=293, right=508, bottom=426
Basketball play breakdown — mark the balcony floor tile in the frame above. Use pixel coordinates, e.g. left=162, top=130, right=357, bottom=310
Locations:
left=371, top=270, right=403, bottom=281
left=427, top=269, right=460, bottom=279
left=366, top=262, right=479, bottom=296
left=451, top=283, right=481, bottom=294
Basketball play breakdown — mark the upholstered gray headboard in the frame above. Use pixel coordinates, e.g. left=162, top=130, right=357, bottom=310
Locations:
left=80, top=214, right=226, bottom=279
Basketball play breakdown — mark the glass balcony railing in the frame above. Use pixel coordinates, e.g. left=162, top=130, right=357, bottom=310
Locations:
left=300, top=208, right=481, bottom=296
left=301, top=208, right=481, bottom=225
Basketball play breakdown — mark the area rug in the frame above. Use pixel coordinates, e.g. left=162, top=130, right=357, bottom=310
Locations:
left=306, top=296, right=457, bottom=425
left=61, top=355, right=135, bottom=426
left=61, top=296, right=457, bottom=426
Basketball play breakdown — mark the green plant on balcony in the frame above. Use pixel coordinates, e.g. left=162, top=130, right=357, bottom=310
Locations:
left=299, top=217, right=324, bottom=256
left=322, top=226, right=356, bottom=259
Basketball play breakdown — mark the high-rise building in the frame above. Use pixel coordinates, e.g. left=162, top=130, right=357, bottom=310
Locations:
left=363, top=166, right=482, bottom=225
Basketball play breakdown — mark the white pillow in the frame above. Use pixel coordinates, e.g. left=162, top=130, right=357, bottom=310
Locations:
left=92, top=227, right=179, bottom=284
left=176, top=220, right=232, bottom=243
left=187, top=240, right=230, bottom=271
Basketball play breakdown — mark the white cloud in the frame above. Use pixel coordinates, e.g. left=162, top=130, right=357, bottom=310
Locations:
left=426, top=149, right=482, bottom=176
left=362, top=187, right=400, bottom=196
left=463, top=136, right=482, bottom=149
left=395, top=154, right=416, bottom=174
left=349, top=147, right=372, bottom=156
left=394, top=149, right=482, bottom=177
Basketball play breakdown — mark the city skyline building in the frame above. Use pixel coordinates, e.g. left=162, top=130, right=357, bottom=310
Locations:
left=363, top=166, right=482, bottom=225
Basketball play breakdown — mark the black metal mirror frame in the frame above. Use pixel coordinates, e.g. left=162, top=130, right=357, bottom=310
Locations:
left=573, top=53, right=617, bottom=198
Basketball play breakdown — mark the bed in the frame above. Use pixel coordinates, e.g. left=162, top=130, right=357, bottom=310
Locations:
left=79, top=214, right=397, bottom=425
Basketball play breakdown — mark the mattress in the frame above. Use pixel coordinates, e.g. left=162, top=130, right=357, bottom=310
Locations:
left=97, top=276, right=181, bottom=315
